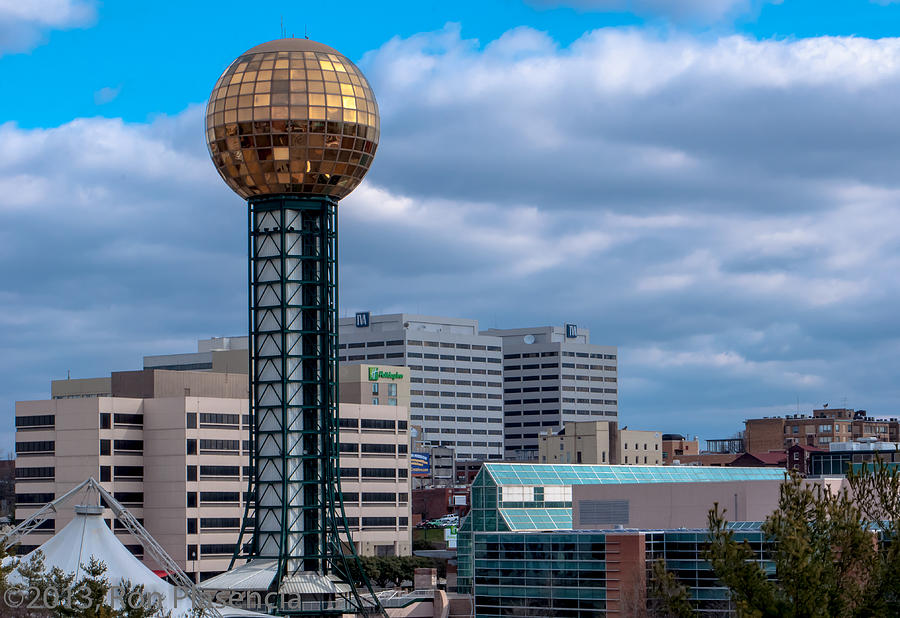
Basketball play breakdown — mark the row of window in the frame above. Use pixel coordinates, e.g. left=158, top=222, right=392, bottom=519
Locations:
left=406, top=353, right=500, bottom=363
left=410, top=390, right=502, bottom=399
left=343, top=340, right=405, bottom=348
left=504, top=351, right=616, bottom=360
left=411, top=415, right=502, bottom=423
left=340, top=492, right=408, bottom=503
left=339, top=467, right=408, bottom=479
left=410, top=403, right=502, bottom=411
left=187, top=518, right=242, bottom=534
left=406, top=365, right=502, bottom=373
left=410, top=378, right=496, bottom=386
left=345, top=516, right=409, bottom=528
left=419, top=428, right=503, bottom=435
left=343, top=340, right=500, bottom=352
left=337, top=418, right=408, bottom=430
left=339, top=443, right=408, bottom=454
left=505, top=410, right=615, bottom=418
left=16, top=441, right=54, bottom=453
left=343, top=354, right=404, bottom=361
left=15, top=415, right=54, bottom=428
left=16, top=466, right=54, bottom=479
left=506, top=398, right=617, bottom=406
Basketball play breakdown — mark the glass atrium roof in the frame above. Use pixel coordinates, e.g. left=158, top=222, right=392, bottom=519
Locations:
left=499, top=508, right=574, bottom=530
left=483, top=463, right=786, bottom=486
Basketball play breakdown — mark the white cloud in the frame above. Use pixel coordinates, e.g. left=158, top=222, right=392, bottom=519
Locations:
left=526, top=0, right=779, bottom=23
left=93, top=85, right=121, bottom=105
left=8, top=26, right=900, bottom=445
left=0, top=0, right=95, bottom=54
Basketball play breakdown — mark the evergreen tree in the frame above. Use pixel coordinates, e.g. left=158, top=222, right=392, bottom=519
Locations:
left=654, top=464, right=900, bottom=617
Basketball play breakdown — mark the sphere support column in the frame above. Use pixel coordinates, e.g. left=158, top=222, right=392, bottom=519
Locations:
left=235, top=194, right=378, bottom=615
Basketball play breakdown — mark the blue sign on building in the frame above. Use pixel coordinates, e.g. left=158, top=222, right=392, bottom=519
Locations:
left=410, top=453, right=431, bottom=477
left=355, top=311, right=370, bottom=328
left=565, top=323, right=577, bottom=338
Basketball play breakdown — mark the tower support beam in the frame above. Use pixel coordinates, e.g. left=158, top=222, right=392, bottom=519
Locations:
left=229, top=195, right=380, bottom=615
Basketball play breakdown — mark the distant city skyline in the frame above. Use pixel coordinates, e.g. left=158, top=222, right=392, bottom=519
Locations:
left=5, top=0, right=900, bottom=451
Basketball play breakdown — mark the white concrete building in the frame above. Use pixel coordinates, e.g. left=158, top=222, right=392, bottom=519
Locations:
left=15, top=366, right=412, bottom=581
left=481, top=325, right=618, bottom=460
left=338, top=314, right=505, bottom=461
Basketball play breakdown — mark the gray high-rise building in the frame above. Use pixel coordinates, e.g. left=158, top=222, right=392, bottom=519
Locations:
left=338, top=314, right=505, bottom=461
left=481, top=325, right=618, bottom=460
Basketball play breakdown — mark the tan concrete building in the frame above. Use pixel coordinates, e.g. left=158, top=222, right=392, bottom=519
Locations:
left=339, top=363, right=411, bottom=409
left=661, top=433, right=699, bottom=464
left=16, top=365, right=413, bottom=580
left=571, top=476, right=846, bottom=530
left=537, top=421, right=662, bottom=465
left=745, top=408, right=900, bottom=453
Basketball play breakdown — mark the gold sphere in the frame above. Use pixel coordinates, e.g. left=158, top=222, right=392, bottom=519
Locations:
left=205, top=38, right=380, bottom=200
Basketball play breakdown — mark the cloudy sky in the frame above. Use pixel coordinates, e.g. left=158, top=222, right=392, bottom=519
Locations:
left=3, top=0, right=900, bottom=452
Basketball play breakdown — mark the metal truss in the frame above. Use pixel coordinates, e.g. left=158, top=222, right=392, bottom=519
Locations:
left=231, top=195, right=384, bottom=616
left=0, top=478, right=222, bottom=618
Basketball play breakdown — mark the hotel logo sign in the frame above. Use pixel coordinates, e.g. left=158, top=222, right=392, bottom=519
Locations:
left=368, top=367, right=403, bottom=381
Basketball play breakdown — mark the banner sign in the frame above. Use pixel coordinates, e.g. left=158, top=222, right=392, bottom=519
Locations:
left=410, top=452, right=431, bottom=476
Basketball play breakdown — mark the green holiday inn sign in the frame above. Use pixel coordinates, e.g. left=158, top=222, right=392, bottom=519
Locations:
left=369, top=367, right=404, bottom=381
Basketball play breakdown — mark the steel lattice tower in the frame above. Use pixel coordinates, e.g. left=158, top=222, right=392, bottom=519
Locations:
left=203, top=38, right=383, bottom=616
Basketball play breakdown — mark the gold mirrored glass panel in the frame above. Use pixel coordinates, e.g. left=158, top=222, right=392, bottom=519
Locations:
left=206, top=40, right=380, bottom=200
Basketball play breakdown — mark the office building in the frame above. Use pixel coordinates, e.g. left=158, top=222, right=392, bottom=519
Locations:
left=745, top=408, right=900, bottom=453
left=338, top=314, right=505, bottom=461
left=661, top=433, right=699, bottom=464
left=538, top=421, right=662, bottom=465
left=807, top=439, right=900, bottom=476
left=15, top=364, right=412, bottom=579
left=143, top=336, right=248, bottom=374
left=457, top=463, right=788, bottom=617
left=480, top=325, right=617, bottom=460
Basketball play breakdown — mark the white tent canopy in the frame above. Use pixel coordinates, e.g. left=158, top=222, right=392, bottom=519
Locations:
left=7, top=504, right=271, bottom=617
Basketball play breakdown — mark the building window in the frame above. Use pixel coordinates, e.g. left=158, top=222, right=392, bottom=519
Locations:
left=15, top=467, right=55, bottom=480
left=199, top=439, right=239, bottom=453
left=200, top=466, right=240, bottom=477
left=201, top=518, right=240, bottom=529
left=16, top=441, right=55, bottom=455
left=99, top=440, right=110, bottom=456
left=186, top=413, right=197, bottom=429
left=113, top=440, right=143, bottom=454
left=114, top=466, right=143, bottom=480
left=100, top=413, right=111, bottom=429
left=187, top=466, right=197, bottom=481
left=186, top=439, right=197, bottom=455
left=113, top=492, right=143, bottom=506
left=187, top=518, right=197, bottom=535
left=16, top=493, right=54, bottom=505
left=361, top=444, right=395, bottom=455
left=372, top=383, right=379, bottom=395
left=15, top=415, right=55, bottom=428
left=361, top=419, right=395, bottom=430
left=199, top=492, right=240, bottom=504
left=388, top=384, right=397, bottom=397
left=114, top=414, right=143, bottom=427
left=187, top=492, right=197, bottom=508
left=372, top=397, right=379, bottom=405
left=388, top=398, right=397, bottom=406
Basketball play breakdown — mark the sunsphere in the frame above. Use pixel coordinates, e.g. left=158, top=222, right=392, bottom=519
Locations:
left=205, top=38, right=380, bottom=200
left=201, top=38, right=384, bottom=615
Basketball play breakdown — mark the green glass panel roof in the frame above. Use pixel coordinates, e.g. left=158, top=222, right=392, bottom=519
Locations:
left=499, top=508, right=574, bottom=530
left=484, top=464, right=786, bottom=486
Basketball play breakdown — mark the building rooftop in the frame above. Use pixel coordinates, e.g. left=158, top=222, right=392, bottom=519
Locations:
left=482, top=463, right=786, bottom=487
